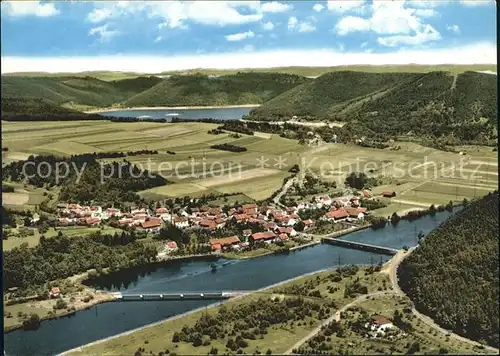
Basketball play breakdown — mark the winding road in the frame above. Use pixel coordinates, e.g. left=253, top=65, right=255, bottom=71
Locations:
left=286, top=249, right=499, bottom=354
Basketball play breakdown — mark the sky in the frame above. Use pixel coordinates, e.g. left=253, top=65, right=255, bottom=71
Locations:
left=1, top=0, right=497, bottom=73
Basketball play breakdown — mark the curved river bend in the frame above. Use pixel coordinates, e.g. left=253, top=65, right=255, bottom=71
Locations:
left=4, top=210, right=457, bottom=356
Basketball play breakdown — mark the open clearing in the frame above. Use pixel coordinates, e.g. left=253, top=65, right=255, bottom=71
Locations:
left=2, top=193, right=29, bottom=206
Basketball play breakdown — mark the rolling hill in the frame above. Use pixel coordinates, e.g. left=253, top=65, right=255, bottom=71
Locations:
left=1, top=75, right=162, bottom=108
left=1, top=97, right=103, bottom=121
left=249, top=71, right=497, bottom=143
left=124, top=72, right=310, bottom=107
left=398, top=191, right=499, bottom=348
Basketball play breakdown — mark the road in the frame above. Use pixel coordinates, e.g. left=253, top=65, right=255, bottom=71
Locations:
left=286, top=250, right=499, bottom=355
left=284, top=291, right=395, bottom=355
left=273, top=176, right=298, bottom=207
left=385, top=248, right=500, bottom=354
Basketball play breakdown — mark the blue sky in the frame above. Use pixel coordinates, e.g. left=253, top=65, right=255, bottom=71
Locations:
left=1, top=1, right=497, bottom=73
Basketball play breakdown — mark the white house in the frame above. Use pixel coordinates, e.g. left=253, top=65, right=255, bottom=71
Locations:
left=174, top=217, right=189, bottom=229
left=365, top=315, right=394, bottom=335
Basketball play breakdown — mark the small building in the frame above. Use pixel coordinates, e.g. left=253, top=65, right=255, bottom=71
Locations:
left=275, top=226, right=297, bottom=237
left=278, top=233, right=289, bottom=240
left=365, top=315, right=394, bottom=335
left=140, top=218, right=162, bottom=233
left=49, top=287, right=61, bottom=298
left=249, top=231, right=276, bottom=244
left=174, top=217, right=189, bottom=229
left=166, top=241, right=178, bottom=252
left=210, top=236, right=241, bottom=251
left=382, top=191, right=396, bottom=198
left=303, top=219, right=314, bottom=230
left=85, top=217, right=101, bottom=226
left=325, top=210, right=349, bottom=222
left=199, top=219, right=216, bottom=230
left=344, top=208, right=365, bottom=221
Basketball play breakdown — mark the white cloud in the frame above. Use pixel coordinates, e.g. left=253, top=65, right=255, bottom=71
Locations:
left=87, top=8, right=113, bottom=23
left=3, top=42, right=495, bottom=74
left=88, top=24, right=120, bottom=42
left=313, top=3, right=324, bottom=12
left=414, top=8, right=438, bottom=17
left=335, top=16, right=370, bottom=35
left=154, top=36, right=163, bottom=43
left=407, top=1, right=449, bottom=8
left=460, top=0, right=493, bottom=6
left=298, top=22, right=316, bottom=33
left=377, top=24, right=441, bottom=47
left=86, top=1, right=294, bottom=29
left=335, top=1, right=442, bottom=46
left=288, top=16, right=315, bottom=33
left=327, top=0, right=367, bottom=13
left=260, top=1, right=292, bottom=13
left=225, top=30, right=255, bottom=42
left=262, top=21, right=275, bottom=31
left=1, top=1, right=60, bottom=17
left=446, top=24, right=460, bottom=34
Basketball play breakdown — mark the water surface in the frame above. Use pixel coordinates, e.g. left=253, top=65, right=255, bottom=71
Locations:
left=4, top=209, right=457, bottom=356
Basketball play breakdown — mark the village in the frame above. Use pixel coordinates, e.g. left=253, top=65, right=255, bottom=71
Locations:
left=53, top=190, right=388, bottom=258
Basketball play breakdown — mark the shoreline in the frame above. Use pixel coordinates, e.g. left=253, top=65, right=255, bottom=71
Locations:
left=60, top=266, right=344, bottom=355
left=84, top=104, right=261, bottom=114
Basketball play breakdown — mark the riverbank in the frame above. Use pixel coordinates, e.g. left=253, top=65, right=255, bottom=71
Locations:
left=85, top=104, right=261, bottom=114
left=62, top=265, right=389, bottom=356
left=4, top=288, right=117, bottom=334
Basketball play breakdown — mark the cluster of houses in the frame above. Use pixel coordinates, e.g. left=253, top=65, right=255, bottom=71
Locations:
left=56, top=193, right=371, bottom=254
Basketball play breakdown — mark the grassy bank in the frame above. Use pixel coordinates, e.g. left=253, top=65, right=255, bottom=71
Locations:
left=64, top=265, right=391, bottom=356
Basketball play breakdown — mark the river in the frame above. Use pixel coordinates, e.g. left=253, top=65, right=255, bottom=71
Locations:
left=4, top=209, right=457, bottom=356
left=97, top=107, right=253, bottom=121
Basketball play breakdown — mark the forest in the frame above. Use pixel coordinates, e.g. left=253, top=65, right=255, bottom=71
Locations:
left=3, top=231, right=157, bottom=294
left=398, top=191, right=499, bottom=347
left=2, top=154, right=168, bottom=205
left=124, top=72, right=309, bottom=107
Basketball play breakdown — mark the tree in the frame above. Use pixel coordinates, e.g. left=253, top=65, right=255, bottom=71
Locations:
left=344, top=172, right=370, bottom=190
left=22, top=313, right=41, bottom=330
left=294, top=220, right=305, bottom=232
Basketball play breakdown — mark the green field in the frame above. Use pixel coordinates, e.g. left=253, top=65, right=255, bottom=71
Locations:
left=2, top=120, right=497, bottom=207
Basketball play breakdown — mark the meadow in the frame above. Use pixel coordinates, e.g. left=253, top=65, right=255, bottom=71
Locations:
left=2, top=120, right=497, bottom=210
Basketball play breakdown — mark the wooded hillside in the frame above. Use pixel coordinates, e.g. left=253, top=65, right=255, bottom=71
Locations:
left=398, top=191, right=499, bottom=347
left=249, top=71, right=497, bottom=143
left=124, top=72, right=309, bottom=107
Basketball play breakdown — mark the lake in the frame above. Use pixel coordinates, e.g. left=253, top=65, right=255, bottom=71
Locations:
left=3, top=209, right=457, bottom=356
left=98, top=107, right=254, bottom=121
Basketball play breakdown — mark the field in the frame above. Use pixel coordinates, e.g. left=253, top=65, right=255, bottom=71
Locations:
left=2, top=226, right=122, bottom=251
left=2, top=120, right=497, bottom=209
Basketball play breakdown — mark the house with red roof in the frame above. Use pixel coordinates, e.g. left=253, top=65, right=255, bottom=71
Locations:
left=85, top=217, right=101, bottom=226
left=275, top=226, right=297, bottom=237
left=210, top=236, right=241, bottom=251
left=278, top=233, right=289, bottom=240
left=49, top=287, right=61, bottom=298
left=303, top=219, right=314, bottom=230
left=140, top=218, right=162, bottom=233
left=199, top=219, right=216, bottom=230
left=249, top=231, right=276, bottom=244
left=325, top=209, right=349, bottom=222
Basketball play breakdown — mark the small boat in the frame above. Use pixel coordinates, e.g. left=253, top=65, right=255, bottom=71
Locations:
left=222, top=261, right=231, bottom=267
left=210, top=263, right=217, bottom=271
left=138, top=115, right=151, bottom=119
left=165, top=113, right=180, bottom=116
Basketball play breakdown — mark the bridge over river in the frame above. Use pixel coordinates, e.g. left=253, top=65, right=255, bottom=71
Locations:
left=321, top=236, right=399, bottom=256
left=111, top=291, right=251, bottom=301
